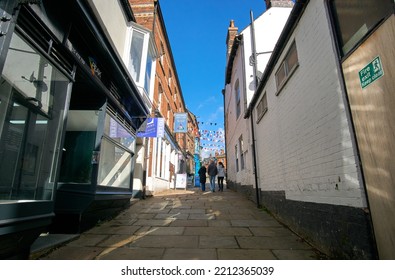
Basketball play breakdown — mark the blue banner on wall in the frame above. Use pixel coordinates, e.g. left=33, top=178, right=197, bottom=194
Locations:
left=137, top=118, right=165, bottom=138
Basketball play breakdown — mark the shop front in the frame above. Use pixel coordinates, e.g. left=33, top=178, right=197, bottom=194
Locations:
left=0, top=1, right=74, bottom=259
left=0, top=0, right=149, bottom=258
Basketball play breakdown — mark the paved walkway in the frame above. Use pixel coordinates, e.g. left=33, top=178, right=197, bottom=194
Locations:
left=34, top=187, right=325, bottom=260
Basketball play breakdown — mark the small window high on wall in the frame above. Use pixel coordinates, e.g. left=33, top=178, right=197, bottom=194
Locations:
left=330, top=0, right=393, bottom=56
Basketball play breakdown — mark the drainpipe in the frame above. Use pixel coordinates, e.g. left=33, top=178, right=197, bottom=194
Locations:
left=250, top=10, right=261, bottom=208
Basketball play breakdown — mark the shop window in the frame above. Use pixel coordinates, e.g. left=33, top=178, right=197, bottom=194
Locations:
left=330, top=0, right=393, bottom=56
left=59, top=110, right=98, bottom=184
left=97, top=113, right=135, bottom=189
left=0, top=32, right=70, bottom=201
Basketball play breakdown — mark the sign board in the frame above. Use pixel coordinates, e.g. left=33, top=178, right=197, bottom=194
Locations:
left=174, top=113, right=188, bottom=133
left=359, top=56, right=384, bottom=89
left=137, top=118, right=165, bottom=138
left=175, top=173, right=187, bottom=189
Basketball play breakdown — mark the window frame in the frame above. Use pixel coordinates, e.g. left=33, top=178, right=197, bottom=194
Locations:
left=329, top=0, right=394, bottom=58
left=256, top=92, right=268, bottom=123
left=275, top=41, right=299, bottom=95
left=125, top=23, right=156, bottom=97
left=235, top=79, right=241, bottom=119
left=239, top=135, right=245, bottom=171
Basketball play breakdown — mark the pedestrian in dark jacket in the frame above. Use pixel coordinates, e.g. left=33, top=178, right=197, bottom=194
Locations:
left=198, top=163, right=207, bottom=192
left=207, top=160, right=218, bottom=192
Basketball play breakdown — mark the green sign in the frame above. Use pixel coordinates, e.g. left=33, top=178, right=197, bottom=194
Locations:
left=359, top=56, right=384, bottom=89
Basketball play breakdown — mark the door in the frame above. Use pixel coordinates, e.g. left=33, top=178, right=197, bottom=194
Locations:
left=342, top=15, right=395, bottom=259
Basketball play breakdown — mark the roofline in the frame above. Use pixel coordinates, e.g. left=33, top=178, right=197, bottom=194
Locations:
left=244, top=0, right=309, bottom=118
left=225, top=34, right=243, bottom=85
left=155, top=0, right=187, bottom=111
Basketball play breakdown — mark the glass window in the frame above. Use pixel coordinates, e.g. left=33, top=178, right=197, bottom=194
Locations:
left=144, top=47, right=153, bottom=95
left=98, top=137, right=132, bottom=188
left=331, top=0, right=393, bottom=56
left=129, top=29, right=144, bottom=83
left=98, top=113, right=135, bottom=189
left=256, top=93, right=268, bottom=122
left=0, top=32, right=70, bottom=201
left=239, top=135, right=245, bottom=170
left=235, top=79, right=241, bottom=119
left=59, top=110, right=98, bottom=183
left=235, top=144, right=239, bottom=173
left=275, top=41, right=298, bottom=91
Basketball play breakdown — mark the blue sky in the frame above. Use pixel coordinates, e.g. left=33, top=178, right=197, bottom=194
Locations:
left=160, top=0, right=267, bottom=157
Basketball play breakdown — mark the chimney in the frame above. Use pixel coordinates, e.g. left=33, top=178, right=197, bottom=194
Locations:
left=265, top=0, right=294, bottom=9
left=226, top=20, right=238, bottom=59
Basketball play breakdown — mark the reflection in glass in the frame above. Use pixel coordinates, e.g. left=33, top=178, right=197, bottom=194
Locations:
left=0, top=33, right=70, bottom=201
left=59, top=111, right=98, bottom=183
left=98, top=114, right=135, bottom=188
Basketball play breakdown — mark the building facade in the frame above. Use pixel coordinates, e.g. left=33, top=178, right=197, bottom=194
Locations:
left=129, top=0, right=198, bottom=194
left=245, top=0, right=394, bottom=259
left=224, top=1, right=293, bottom=202
left=0, top=0, right=151, bottom=258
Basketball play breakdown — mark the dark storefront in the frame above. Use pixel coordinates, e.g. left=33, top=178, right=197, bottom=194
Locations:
left=0, top=0, right=148, bottom=258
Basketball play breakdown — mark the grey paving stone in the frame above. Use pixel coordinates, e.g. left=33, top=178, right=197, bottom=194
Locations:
left=169, top=219, right=208, bottom=227
left=139, top=226, right=185, bottom=235
left=127, top=235, right=199, bottom=248
left=133, top=219, right=173, bottom=226
left=66, top=234, right=109, bottom=247
left=184, top=227, right=252, bottom=236
left=199, top=236, right=239, bottom=249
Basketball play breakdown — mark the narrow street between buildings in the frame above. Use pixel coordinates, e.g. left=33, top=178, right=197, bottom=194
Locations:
left=33, top=186, right=326, bottom=260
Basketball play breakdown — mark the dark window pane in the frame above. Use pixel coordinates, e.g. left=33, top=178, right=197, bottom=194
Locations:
left=331, top=0, right=393, bottom=55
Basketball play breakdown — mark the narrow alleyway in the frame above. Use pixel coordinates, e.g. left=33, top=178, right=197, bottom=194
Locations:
left=34, top=187, right=325, bottom=260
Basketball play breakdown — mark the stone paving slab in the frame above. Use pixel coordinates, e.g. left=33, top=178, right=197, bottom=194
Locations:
left=33, top=188, right=325, bottom=260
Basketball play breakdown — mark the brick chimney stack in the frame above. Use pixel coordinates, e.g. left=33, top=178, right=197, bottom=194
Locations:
left=226, top=20, right=238, bottom=61
left=265, top=0, right=294, bottom=9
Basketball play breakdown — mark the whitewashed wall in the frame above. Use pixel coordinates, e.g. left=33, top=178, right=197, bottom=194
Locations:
left=253, top=0, right=366, bottom=208
left=242, top=7, right=293, bottom=105
left=225, top=6, right=292, bottom=188
left=88, top=0, right=129, bottom=58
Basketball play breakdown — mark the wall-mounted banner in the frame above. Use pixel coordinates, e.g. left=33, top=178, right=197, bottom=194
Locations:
left=137, top=118, right=165, bottom=138
left=174, top=113, right=188, bottom=133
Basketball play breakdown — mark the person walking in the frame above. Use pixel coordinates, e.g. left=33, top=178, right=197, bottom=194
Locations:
left=217, top=161, right=225, bottom=192
left=198, top=163, right=207, bottom=192
left=207, top=160, right=218, bottom=192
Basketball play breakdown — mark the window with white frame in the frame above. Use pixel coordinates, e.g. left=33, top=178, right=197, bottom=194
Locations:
left=126, top=23, right=156, bottom=97
left=235, top=79, right=241, bottom=119
left=275, top=41, right=298, bottom=93
left=256, top=92, right=268, bottom=122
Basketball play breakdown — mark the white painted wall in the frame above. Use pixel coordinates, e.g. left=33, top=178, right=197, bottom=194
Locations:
left=253, top=0, right=367, bottom=208
left=242, top=7, right=293, bottom=105
left=88, top=0, right=128, bottom=58
left=224, top=6, right=292, bottom=188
